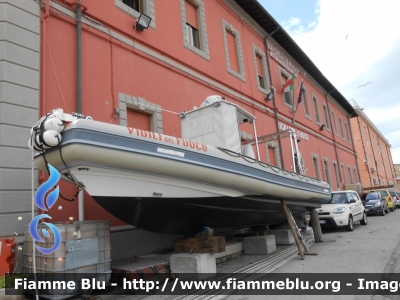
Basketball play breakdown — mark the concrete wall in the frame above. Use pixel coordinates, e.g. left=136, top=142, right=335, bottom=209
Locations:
left=0, top=0, right=40, bottom=236
left=110, top=228, right=179, bottom=260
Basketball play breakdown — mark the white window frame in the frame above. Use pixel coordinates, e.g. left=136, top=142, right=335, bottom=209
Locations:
left=118, top=92, right=163, bottom=133
left=302, top=85, right=312, bottom=120
left=353, top=167, right=358, bottom=183
left=322, top=103, right=331, bottom=132
left=222, top=19, right=245, bottom=81
left=311, top=153, right=321, bottom=180
left=115, top=0, right=156, bottom=29
left=347, top=165, right=353, bottom=183
left=279, top=67, right=294, bottom=109
left=322, top=156, right=332, bottom=187
left=344, top=121, right=351, bottom=143
left=330, top=109, right=338, bottom=136
left=332, top=160, right=340, bottom=189
left=340, top=162, right=345, bottom=183
left=252, top=45, right=270, bottom=94
left=339, top=116, right=345, bottom=140
left=312, top=93, right=321, bottom=125
left=266, top=141, right=281, bottom=168
left=180, top=0, right=210, bottom=60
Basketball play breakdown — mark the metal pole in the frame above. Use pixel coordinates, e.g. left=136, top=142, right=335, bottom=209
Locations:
left=293, top=134, right=303, bottom=175
left=77, top=0, right=82, bottom=114
left=325, top=90, right=342, bottom=185
left=76, top=0, right=84, bottom=221
left=252, top=120, right=260, bottom=160
left=263, top=26, right=285, bottom=169
left=289, top=130, right=295, bottom=172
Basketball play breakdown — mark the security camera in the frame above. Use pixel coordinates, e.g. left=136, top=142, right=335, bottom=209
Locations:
left=363, top=160, right=368, bottom=164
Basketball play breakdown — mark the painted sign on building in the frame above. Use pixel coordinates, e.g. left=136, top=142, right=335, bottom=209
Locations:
left=267, top=43, right=299, bottom=76
left=278, top=122, right=309, bottom=141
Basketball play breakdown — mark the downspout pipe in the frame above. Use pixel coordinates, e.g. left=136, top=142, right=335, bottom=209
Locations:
left=356, top=116, right=372, bottom=187
left=366, top=126, right=380, bottom=185
left=324, top=89, right=343, bottom=187
left=76, top=0, right=84, bottom=221
left=348, top=112, right=364, bottom=188
left=377, top=139, right=389, bottom=185
left=264, top=26, right=285, bottom=169
left=77, top=0, right=82, bottom=114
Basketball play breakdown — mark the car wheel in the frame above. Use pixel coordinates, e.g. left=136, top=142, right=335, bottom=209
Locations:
left=345, top=215, right=354, bottom=231
left=381, top=208, right=386, bottom=216
left=360, top=212, right=368, bottom=225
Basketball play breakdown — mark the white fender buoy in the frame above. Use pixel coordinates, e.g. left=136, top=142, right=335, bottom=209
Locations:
left=51, top=109, right=65, bottom=120
left=40, top=130, right=62, bottom=148
left=44, top=117, right=64, bottom=133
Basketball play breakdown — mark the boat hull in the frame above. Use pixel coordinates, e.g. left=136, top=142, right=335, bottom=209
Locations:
left=93, top=195, right=319, bottom=235
left=34, top=119, right=331, bottom=235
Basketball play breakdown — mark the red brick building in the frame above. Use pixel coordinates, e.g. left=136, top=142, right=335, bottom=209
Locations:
left=1, top=0, right=361, bottom=256
left=350, top=100, right=396, bottom=189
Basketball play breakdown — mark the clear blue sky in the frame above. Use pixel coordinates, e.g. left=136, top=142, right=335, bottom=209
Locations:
left=258, top=0, right=400, bottom=165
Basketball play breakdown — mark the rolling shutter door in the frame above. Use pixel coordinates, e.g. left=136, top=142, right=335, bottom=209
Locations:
left=127, top=109, right=151, bottom=131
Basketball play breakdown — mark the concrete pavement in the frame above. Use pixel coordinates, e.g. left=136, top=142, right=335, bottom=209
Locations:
left=219, top=210, right=400, bottom=300
left=85, top=209, right=400, bottom=300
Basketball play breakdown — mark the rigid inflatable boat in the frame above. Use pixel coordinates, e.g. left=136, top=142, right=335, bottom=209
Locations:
left=30, top=96, right=331, bottom=235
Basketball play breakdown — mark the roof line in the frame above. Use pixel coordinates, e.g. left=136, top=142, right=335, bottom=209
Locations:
left=233, top=0, right=356, bottom=116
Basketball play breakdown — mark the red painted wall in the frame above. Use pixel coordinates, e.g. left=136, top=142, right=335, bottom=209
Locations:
left=40, top=0, right=358, bottom=223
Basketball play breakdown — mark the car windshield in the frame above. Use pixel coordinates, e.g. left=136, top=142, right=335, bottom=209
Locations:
left=377, top=190, right=388, bottom=197
left=331, top=193, right=348, bottom=204
left=389, top=191, right=397, bottom=197
left=365, top=200, right=378, bottom=204
left=366, top=193, right=380, bottom=200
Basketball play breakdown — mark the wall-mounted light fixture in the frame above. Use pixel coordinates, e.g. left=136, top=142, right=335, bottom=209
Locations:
left=265, top=91, right=274, bottom=102
left=177, top=112, right=186, bottom=119
left=319, top=124, right=326, bottom=131
left=135, top=13, right=152, bottom=31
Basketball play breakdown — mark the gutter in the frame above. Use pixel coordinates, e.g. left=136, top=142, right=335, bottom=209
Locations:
left=324, top=89, right=342, bottom=187
left=263, top=26, right=284, bottom=169
left=347, top=112, right=363, bottom=190
left=356, top=115, right=372, bottom=187
left=76, top=0, right=84, bottom=221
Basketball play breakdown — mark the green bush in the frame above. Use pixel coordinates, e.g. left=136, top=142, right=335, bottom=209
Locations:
left=0, top=274, right=28, bottom=289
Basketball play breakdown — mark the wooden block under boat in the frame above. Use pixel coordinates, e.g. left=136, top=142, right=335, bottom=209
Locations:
left=173, top=236, right=226, bottom=254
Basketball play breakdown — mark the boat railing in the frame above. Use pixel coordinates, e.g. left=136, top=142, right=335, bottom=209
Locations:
left=242, top=129, right=305, bottom=176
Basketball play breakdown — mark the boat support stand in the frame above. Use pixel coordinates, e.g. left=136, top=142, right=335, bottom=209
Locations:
left=281, top=200, right=318, bottom=260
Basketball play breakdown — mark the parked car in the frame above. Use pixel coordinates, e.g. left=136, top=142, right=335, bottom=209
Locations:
left=362, top=192, right=388, bottom=216
left=369, top=189, right=396, bottom=212
left=388, top=189, right=400, bottom=207
left=317, top=190, right=368, bottom=231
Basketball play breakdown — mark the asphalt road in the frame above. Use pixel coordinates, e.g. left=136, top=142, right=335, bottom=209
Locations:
left=93, top=208, right=400, bottom=300
left=222, top=208, right=400, bottom=300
